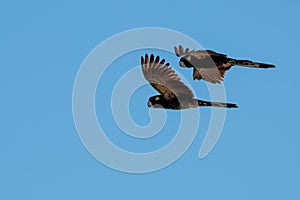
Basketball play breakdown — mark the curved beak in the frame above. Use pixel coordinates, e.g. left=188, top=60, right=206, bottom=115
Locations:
left=147, top=101, right=152, bottom=107
left=179, top=61, right=185, bottom=67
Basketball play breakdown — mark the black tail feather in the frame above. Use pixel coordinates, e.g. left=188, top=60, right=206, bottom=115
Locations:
left=198, top=100, right=238, bottom=108
left=229, top=59, right=276, bottom=68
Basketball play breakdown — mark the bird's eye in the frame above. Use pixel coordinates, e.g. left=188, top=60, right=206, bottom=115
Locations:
left=155, top=97, right=160, bottom=101
left=186, top=56, right=191, bottom=61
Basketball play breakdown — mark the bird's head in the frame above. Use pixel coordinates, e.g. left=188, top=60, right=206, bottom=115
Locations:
left=179, top=55, right=194, bottom=68
left=147, top=95, right=166, bottom=109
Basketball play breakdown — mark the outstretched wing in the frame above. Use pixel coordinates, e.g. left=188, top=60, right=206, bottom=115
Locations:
left=193, top=68, right=225, bottom=84
left=174, top=45, right=195, bottom=57
left=141, top=54, right=194, bottom=100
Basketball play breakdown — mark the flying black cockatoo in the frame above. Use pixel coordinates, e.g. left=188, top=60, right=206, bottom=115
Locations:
left=141, top=54, right=238, bottom=110
left=174, top=45, right=276, bottom=84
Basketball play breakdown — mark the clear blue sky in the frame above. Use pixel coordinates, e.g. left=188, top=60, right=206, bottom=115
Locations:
left=1, top=0, right=300, bottom=199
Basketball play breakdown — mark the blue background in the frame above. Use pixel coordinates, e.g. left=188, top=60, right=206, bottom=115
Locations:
left=1, top=0, right=300, bottom=199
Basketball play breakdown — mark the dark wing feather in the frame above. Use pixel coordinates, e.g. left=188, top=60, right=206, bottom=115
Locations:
left=174, top=45, right=195, bottom=57
left=193, top=67, right=230, bottom=83
left=175, top=45, right=233, bottom=83
left=219, top=67, right=231, bottom=78
left=195, top=68, right=223, bottom=84
left=174, top=45, right=227, bottom=58
left=141, top=54, right=194, bottom=100
left=194, top=65, right=234, bottom=83
left=187, top=50, right=227, bottom=60
left=188, top=50, right=229, bottom=83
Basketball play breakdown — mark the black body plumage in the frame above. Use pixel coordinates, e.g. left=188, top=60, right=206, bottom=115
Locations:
left=141, top=54, right=238, bottom=110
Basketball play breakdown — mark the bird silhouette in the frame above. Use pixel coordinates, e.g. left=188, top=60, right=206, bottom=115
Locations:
left=174, top=45, right=276, bottom=84
left=141, top=54, right=238, bottom=110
